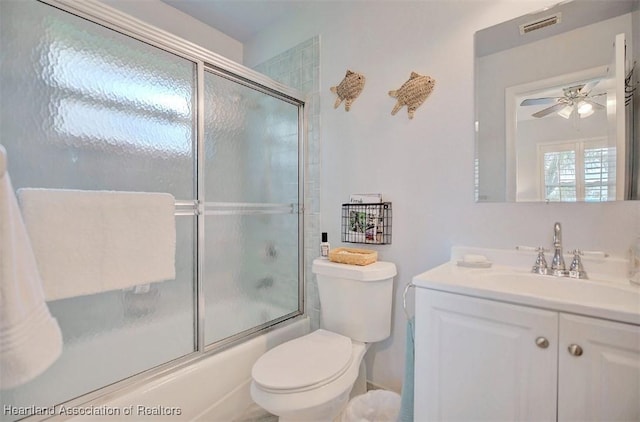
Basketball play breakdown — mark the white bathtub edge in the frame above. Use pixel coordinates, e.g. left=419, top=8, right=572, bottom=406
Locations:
left=69, top=317, right=310, bottom=421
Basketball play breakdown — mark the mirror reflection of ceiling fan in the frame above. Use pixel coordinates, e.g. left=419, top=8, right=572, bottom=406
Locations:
left=520, top=80, right=606, bottom=119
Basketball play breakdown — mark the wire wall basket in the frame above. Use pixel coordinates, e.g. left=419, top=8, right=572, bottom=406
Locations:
left=341, top=202, right=392, bottom=245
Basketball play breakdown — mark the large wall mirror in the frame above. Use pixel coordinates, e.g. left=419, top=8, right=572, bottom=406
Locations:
left=475, top=0, right=639, bottom=202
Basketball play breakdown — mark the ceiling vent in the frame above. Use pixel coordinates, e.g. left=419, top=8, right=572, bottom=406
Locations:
left=519, top=13, right=562, bottom=35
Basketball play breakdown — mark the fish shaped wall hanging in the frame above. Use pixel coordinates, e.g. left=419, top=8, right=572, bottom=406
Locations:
left=389, top=72, right=435, bottom=119
left=330, top=70, right=366, bottom=111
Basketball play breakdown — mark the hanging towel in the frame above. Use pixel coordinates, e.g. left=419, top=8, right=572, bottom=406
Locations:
left=398, top=317, right=415, bottom=422
left=0, top=146, right=63, bottom=389
left=17, top=189, right=176, bottom=301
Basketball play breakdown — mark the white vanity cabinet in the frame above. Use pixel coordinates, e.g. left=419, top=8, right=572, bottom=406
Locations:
left=558, top=313, right=640, bottom=421
left=415, top=288, right=640, bottom=422
left=415, top=290, right=558, bottom=421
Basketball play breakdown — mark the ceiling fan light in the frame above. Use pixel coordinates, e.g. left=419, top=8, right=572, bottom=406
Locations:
left=579, top=108, right=594, bottom=119
left=557, top=106, right=573, bottom=119
left=578, top=101, right=593, bottom=115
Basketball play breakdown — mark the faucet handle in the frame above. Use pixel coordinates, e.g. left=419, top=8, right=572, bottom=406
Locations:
left=531, top=247, right=548, bottom=275
left=569, top=249, right=588, bottom=279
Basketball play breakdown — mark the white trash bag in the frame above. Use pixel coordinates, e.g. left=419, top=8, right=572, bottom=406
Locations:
left=340, top=390, right=401, bottom=422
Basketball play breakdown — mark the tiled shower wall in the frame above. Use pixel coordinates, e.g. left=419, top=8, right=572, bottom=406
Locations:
left=253, top=36, right=322, bottom=330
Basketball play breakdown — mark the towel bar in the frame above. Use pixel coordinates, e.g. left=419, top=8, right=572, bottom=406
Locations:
left=173, top=201, right=298, bottom=216
left=402, top=282, right=415, bottom=320
left=0, top=144, right=6, bottom=178
left=175, top=200, right=198, bottom=216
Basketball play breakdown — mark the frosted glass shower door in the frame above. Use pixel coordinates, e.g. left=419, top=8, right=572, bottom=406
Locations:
left=0, top=0, right=196, bottom=415
left=203, top=70, right=301, bottom=344
left=0, top=0, right=305, bottom=416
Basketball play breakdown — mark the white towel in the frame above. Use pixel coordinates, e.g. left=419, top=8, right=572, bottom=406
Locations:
left=0, top=161, right=63, bottom=389
left=17, top=189, right=176, bottom=301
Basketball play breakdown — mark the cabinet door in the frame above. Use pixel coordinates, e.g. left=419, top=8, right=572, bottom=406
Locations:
left=415, top=289, right=558, bottom=421
left=558, top=314, right=640, bottom=421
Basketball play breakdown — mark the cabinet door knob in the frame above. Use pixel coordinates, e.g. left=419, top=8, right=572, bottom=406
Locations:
left=568, top=344, right=583, bottom=356
left=535, top=336, right=549, bottom=349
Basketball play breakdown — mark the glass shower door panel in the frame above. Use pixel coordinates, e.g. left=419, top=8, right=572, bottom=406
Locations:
left=2, top=218, right=196, bottom=414
left=204, top=214, right=299, bottom=344
left=0, top=1, right=196, bottom=416
left=0, top=0, right=195, bottom=198
left=204, top=71, right=300, bottom=204
left=203, top=70, right=300, bottom=345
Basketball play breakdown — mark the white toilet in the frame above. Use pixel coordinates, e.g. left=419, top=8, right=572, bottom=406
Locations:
left=250, top=258, right=397, bottom=421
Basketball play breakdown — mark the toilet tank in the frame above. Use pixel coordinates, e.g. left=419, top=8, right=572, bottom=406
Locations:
left=312, top=258, right=396, bottom=343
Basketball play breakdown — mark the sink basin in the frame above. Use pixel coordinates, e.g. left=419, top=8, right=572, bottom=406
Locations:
left=471, top=270, right=640, bottom=314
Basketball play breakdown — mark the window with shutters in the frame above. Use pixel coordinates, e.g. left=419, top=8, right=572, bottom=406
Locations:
left=539, top=138, right=616, bottom=202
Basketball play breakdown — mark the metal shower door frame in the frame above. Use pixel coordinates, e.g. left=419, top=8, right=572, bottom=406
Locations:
left=35, top=0, right=306, bottom=412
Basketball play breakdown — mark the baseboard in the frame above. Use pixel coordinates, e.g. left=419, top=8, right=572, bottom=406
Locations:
left=366, top=380, right=386, bottom=391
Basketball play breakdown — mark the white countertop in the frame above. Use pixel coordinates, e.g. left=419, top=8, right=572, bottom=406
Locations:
left=412, top=247, right=640, bottom=326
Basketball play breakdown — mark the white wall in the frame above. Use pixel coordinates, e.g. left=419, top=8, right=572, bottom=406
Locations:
left=242, top=0, right=640, bottom=392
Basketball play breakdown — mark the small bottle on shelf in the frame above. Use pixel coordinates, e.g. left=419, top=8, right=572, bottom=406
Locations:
left=321, top=232, right=330, bottom=259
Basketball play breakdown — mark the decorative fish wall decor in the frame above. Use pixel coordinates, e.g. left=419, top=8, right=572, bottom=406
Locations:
left=330, top=70, right=366, bottom=111
left=389, top=72, right=435, bottom=119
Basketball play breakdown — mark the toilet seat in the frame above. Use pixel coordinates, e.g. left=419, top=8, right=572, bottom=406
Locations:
left=252, top=329, right=353, bottom=393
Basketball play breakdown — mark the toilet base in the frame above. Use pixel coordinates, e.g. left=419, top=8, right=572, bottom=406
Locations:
left=350, top=359, right=367, bottom=398
left=276, top=387, right=351, bottom=422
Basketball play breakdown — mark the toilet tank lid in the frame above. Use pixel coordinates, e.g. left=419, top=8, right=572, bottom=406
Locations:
left=312, top=258, right=396, bottom=281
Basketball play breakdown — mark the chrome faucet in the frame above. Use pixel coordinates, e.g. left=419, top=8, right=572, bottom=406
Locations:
left=531, top=247, right=548, bottom=275
left=526, top=223, right=588, bottom=279
left=550, top=222, right=568, bottom=277
left=568, top=249, right=588, bottom=279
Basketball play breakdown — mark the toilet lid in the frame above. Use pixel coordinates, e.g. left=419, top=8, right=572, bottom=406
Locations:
left=252, top=329, right=353, bottom=392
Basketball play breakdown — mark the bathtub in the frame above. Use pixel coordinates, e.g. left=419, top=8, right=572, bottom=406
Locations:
left=70, top=317, right=310, bottom=421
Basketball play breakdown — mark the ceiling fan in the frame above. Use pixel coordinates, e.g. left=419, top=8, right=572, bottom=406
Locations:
left=520, top=80, right=606, bottom=119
